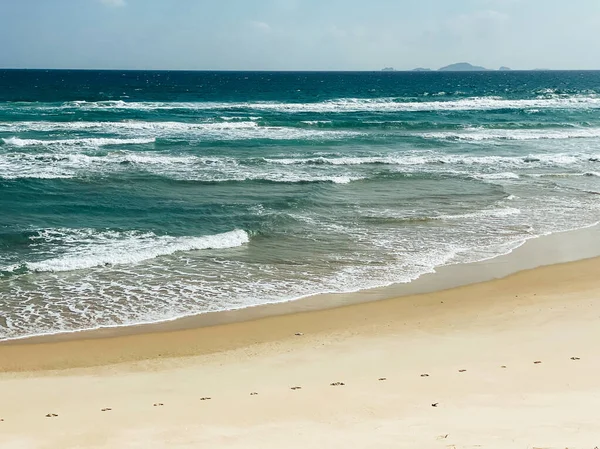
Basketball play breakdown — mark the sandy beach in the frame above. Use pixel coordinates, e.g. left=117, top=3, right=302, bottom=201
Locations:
left=1, top=246, right=600, bottom=448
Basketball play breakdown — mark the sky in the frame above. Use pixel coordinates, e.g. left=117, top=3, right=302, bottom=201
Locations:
left=1, top=0, right=599, bottom=71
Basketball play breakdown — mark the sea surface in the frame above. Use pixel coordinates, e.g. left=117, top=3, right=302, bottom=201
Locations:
left=1, top=70, right=599, bottom=340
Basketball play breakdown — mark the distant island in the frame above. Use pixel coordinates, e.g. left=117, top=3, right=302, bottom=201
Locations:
left=438, top=62, right=488, bottom=72
left=383, top=63, right=525, bottom=72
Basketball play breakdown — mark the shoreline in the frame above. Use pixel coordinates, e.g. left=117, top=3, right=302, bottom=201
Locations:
left=3, top=222, right=600, bottom=346
left=1, top=223, right=600, bottom=372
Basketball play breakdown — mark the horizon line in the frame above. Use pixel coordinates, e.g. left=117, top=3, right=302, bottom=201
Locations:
left=2, top=67, right=600, bottom=72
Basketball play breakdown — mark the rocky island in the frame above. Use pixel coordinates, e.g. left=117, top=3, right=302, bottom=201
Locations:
left=438, top=62, right=488, bottom=71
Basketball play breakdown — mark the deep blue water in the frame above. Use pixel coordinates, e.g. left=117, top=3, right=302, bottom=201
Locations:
left=1, top=70, right=599, bottom=339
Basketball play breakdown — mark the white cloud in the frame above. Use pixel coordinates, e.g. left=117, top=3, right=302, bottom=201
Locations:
left=99, top=0, right=126, bottom=7
left=249, top=21, right=271, bottom=33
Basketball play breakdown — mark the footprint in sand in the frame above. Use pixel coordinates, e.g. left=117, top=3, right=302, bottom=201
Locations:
left=330, top=382, right=345, bottom=386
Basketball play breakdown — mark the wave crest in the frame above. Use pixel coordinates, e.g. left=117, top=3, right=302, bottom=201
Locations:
left=2, top=229, right=250, bottom=274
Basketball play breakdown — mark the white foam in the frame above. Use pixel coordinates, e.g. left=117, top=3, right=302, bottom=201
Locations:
left=0, top=120, right=361, bottom=142
left=0, top=151, right=366, bottom=183
left=8, top=229, right=250, bottom=273
left=50, top=95, right=600, bottom=113
left=474, top=172, right=521, bottom=180
left=5, top=95, right=600, bottom=114
left=438, top=207, right=522, bottom=221
left=422, top=128, right=600, bottom=141
left=265, top=151, right=594, bottom=168
left=2, top=147, right=595, bottom=181
left=301, top=120, right=333, bottom=125
left=0, top=120, right=258, bottom=133
left=2, top=136, right=155, bottom=147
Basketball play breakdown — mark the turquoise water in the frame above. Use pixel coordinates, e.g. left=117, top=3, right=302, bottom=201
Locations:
left=1, top=70, right=599, bottom=340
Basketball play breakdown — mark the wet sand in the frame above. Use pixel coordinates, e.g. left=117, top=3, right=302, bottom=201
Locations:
left=1, top=252, right=600, bottom=448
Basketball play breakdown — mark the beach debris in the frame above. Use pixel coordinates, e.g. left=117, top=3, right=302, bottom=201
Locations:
left=431, top=403, right=439, bottom=407
left=200, top=397, right=212, bottom=401
left=458, top=369, right=467, bottom=373
left=250, top=392, right=258, bottom=396
left=330, top=382, right=345, bottom=386
left=294, top=332, right=304, bottom=336
left=571, top=357, right=581, bottom=361
left=45, top=413, right=59, bottom=418
left=534, top=361, right=542, bottom=364
left=421, top=374, right=430, bottom=377
left=153, top=403, right=164, bottom=407
left=101, top=408, right=112, bottom=412
left=291, top=386, right=302, bottom=390
left=378, top=377, right=387, bottom=381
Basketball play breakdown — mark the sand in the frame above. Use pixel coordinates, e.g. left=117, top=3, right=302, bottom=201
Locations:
left=1, top=256, right=600, bottom=448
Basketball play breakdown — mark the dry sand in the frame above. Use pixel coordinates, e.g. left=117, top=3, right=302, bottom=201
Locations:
left=1, top=256, right=600, bottom=448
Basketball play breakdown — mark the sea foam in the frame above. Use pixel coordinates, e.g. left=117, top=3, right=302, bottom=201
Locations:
left=1, top=136, right=156, bottom=147
left=3, top=94, right=600, bottom=115
left=47, top=95, right=600, bottom=113
left=4, top=229, right=250, bottom=273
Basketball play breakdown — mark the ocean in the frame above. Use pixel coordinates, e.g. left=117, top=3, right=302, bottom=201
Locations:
left=1, top=70, right=599, bottom=341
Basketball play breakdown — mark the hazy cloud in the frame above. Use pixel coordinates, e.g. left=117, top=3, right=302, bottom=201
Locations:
left=250, top=21, right=272, bottom=33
